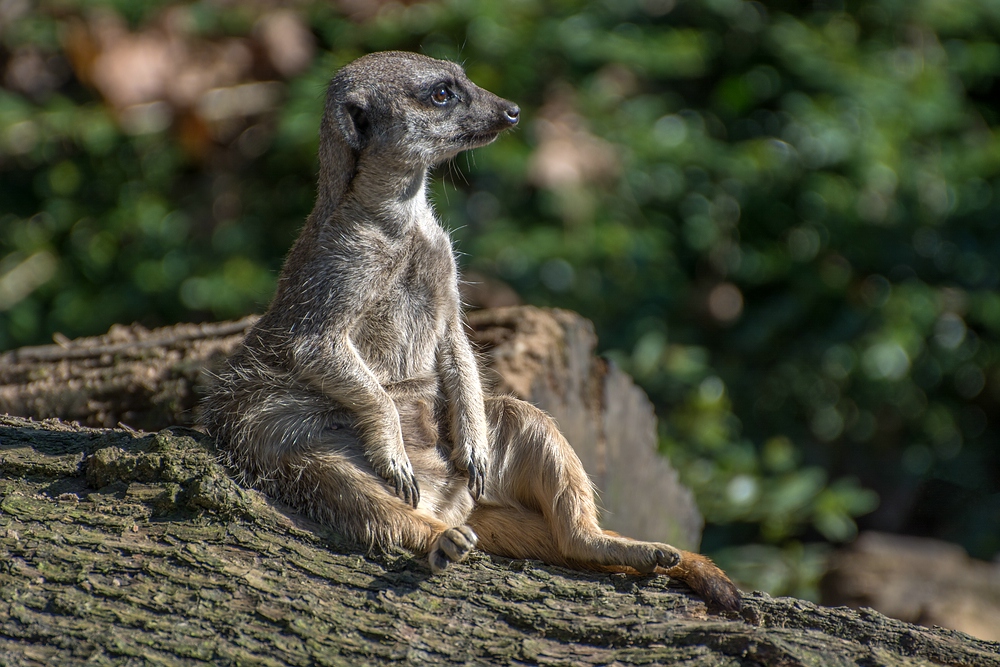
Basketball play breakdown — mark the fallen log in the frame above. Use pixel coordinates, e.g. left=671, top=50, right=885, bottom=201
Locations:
left=1, top=415, right=998, bottom=666
left=823, top=531, right=1000, bottom=642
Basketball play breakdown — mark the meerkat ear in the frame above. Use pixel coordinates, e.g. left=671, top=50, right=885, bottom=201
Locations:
left=346, top=103, right=369, bottom=139
left=337, top=99, right=369, bottom=151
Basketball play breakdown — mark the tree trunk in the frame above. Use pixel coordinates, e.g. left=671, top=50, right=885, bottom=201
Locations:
left=0, top=317, right=255, bottom=433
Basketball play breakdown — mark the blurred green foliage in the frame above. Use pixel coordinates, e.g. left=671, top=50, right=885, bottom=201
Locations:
left=2, top=0, right=999, bottom=598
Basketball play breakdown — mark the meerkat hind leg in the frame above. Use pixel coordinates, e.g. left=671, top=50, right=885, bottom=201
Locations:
left=271, top=448, right=479, bottom=576
left=472, top=504, right=740, bottom=611
left=482, top=396, right=741, bottom=611
left=485, top=397, right=680, bottom=571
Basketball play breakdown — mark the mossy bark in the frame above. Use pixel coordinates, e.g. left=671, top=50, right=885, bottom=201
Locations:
left=1, top=416, right=998, bottom=666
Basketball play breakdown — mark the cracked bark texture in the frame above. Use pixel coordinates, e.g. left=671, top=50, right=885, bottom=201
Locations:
left=0, top=416, right=998, bottom=666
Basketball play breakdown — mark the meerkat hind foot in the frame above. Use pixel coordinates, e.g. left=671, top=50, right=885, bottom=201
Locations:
left=627, top=542, right=681, bottom=574
left=429, top=526, right=478, bottom=574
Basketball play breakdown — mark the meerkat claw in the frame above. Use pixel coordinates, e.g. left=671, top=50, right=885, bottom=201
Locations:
left=466, top=458, right=484, bottom=500
left=657, top=548, right=681, bottom=568
left=386, top=463, right=420, bottom=507
left=402, top=477, right=420, bottom=507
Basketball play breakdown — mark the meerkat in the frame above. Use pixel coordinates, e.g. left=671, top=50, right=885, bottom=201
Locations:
left=202, top=51, right=741, bottom=612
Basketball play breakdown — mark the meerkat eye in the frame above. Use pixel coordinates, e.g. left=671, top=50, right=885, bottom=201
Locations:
left=431, top=84, right=452, bottom=106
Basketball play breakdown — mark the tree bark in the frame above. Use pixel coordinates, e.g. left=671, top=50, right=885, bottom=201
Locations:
left=0, top=318, right=255, bottom=433
left=0, top=415, right=998, bottom=666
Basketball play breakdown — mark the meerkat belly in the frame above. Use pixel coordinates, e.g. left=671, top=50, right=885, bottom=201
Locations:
left=410, top=444, right=475, bottom=524
left=390, top=370, right=475, bottom=524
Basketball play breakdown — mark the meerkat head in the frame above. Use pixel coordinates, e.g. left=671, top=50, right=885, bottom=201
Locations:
left=322, top=51, right=520, bottom=171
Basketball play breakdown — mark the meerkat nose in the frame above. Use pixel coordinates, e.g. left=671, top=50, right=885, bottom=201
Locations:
left=505, top=105, right=520, bottom=125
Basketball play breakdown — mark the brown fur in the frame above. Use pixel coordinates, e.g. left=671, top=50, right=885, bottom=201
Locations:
left=202, top=51, right=741, bottom=613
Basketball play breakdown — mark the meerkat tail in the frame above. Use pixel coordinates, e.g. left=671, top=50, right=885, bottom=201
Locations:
left=661, top=550, right=742, bottom=613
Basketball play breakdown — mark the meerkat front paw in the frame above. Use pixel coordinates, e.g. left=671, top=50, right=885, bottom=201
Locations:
left=453, top=440, right=489, bottom=500
left=375, top=456, right=420, bottom=508
left=429, top=525, right=478, bottom=573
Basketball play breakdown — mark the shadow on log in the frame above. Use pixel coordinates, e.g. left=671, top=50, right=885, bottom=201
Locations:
left=0, top=308, right=999, bottom=665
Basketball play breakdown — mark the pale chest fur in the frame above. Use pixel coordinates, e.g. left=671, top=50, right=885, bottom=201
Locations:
left=351, top=211, right=458, bottom=383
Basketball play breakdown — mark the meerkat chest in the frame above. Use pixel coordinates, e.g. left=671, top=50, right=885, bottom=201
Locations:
left=353, top=223, right=457, bottom=377
left=394, top=237, right=455, bottom=329
left=391, top=218, right=456, bottom=311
